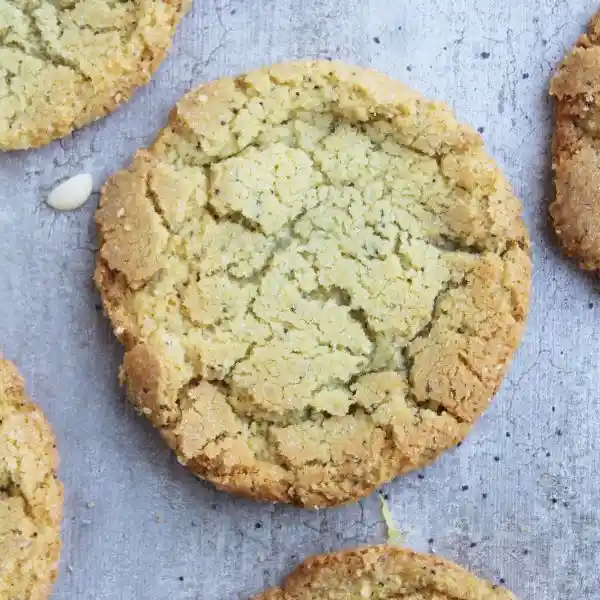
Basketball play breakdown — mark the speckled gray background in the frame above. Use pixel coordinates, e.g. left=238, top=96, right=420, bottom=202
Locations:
left=1, top=1, right=599, bottom=598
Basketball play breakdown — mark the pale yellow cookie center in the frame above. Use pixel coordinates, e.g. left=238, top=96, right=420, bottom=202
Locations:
left=132, top=114, right=473, bottom=425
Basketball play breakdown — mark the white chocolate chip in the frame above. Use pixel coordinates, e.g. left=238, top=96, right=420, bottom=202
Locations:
left=46, top=173, right=93, bottom=211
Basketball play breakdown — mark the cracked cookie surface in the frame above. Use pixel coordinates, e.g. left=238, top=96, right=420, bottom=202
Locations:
left=95, top=61, right=531, bottom=507
left=252, top=545, right=516, bottom=600
left=0, top=0, right=190, bottom=150
left=0, top=356, right=63, bottom=600
left=550, top=9, right=600, bottom=270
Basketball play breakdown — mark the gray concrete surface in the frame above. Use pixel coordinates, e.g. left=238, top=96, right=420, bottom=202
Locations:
left=0, top=1, right=598, bottom=598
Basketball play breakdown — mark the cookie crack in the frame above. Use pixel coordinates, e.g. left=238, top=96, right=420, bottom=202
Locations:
left=146, top=174, right=175, bottom=235
left=401, top=276, right=469, bottom=424
left=0, top=41, right=82, bottom=77
left=406, top=274, right=466, bottom=347
left=15, top=2, right=94, bottom=83
left=457, top=353, right=485, bottom=385
left=309, top=286, right=378, bottom=365
left=0, top=475, right=18, bottom=500
left=1, top=440, right=56, bottom=526
left=203, top=202, right=261, bottom=234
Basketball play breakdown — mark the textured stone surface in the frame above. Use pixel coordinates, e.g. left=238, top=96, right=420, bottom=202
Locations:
left=0, top=1, right=597, bottom=598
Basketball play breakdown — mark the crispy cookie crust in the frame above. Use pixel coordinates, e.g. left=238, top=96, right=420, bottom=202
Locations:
left=0, top=0, right=190, bottom=150
left=252, top=546, right=516, bottom=600
left=95, top=61, right=531, bottom=507
left=0, top=357, right=63, bottom=600
left=550, top=10, right=600, bottom=270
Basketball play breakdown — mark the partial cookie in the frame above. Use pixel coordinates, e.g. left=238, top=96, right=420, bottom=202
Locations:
left=0, top=0, right=190, bottom=150
left=0, top=356, right=63, bottom=599
left=550, top=9, right=600, bottom=269
left=252, top=546, right=516, bottom=600
left=95, top=60, right=531, bottom=507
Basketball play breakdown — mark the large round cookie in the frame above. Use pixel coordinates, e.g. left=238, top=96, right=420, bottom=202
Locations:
left=0, top=356, right=63, bottom=599
left=95, top=60, right=531, bottom=507
left=253, top=546, right=516, bottom=600
left=550, top=9, right=600, bottom=270
left=0, top=0, right=190, bottom=150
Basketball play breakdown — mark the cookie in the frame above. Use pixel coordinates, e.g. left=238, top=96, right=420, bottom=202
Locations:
left=252, top=545, right=516, bottom=600
left=0, top=0, right=190, bottom=150
left=95, top=60, right=531, bottom=507
left=550, top=9, right=600, bottom=270
left=0, top=356, right=63, bottom=599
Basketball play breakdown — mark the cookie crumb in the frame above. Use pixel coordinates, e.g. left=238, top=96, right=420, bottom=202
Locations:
left=379, top=494, right=404, bottom=546
left=46, top=173, right=93, bottom=212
